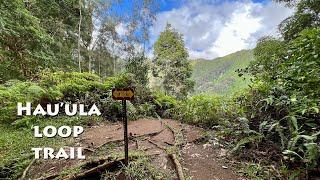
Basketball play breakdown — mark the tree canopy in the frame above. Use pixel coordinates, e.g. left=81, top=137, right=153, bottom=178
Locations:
left=0, top=0, right=157, bottom=82
left=153, top=24, right=194, bottom=99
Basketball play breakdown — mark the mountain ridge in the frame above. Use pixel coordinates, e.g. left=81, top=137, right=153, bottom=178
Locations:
left=191, top=49, right=254, bottom=95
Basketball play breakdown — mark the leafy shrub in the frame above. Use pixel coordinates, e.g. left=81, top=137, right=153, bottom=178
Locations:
left=0, top=71, right=172, bottom=125
left=233, top=28, right=320, bottom=176
left=0, top=81, right=50, bottom=123
left=278, top=28, right=320, bottom=171
left=153, top=91, right=177, bottom=118
left=0, top=71, right=111, bottom=124
left=247, top=36, right=286, bottom=82
left=104, top=73, right=137, bottom=89
left=39, top=71, right=108, bottom=96
left=136, top=102, right=157, bottom=118
left=173, top=94, right=229, bottom=127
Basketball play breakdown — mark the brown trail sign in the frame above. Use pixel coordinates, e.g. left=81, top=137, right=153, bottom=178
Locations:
left=112, top=88, right=134, bottom=100
left=112, top=88, right=134, bottom=166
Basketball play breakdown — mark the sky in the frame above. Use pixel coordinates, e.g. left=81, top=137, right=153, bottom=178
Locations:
left=146, top=0, right=294, bottom=59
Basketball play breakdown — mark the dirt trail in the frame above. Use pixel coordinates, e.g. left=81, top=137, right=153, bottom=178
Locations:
left=182, top=143, right=239, bottom=180
left=27, top=119, right=242, bottom=180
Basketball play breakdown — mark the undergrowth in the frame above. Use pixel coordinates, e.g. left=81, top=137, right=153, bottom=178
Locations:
left=0, top=116, right=100, bottom=179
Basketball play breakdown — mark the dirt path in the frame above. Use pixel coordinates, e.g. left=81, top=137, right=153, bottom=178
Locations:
left=181, top=143, right=239, bottom=180
left=27, top=119, right=242, bottom=180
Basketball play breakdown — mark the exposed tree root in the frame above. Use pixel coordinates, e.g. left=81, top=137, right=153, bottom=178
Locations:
left=148, top=135, right=186, bottom=180
left=83, top=147, right=95, bottom=152
left=169, top=154, right=185, bottom=180
left=96, top=138, right=123, bottom=149
left=164, top=141, right=174, bottom=146
left=35, top=157, right=115, bottom=180
left=66, top=158, right=124, bottom=180
left=166, top=124, right=184, bottom=146
left=131, top=128, right=164, bottom=139
left=95, top=128, right=164, bottom=150
left=19, top=159, right=35, bottom=180
left=37, top=152, right=163, bottom=180
left=148, top=139, right=166, bottom=150
left=35, top=173, right=59, bottom=180
left=165, top=124, right=186, bottom=180
left=81, top=157, right=113, bottom=169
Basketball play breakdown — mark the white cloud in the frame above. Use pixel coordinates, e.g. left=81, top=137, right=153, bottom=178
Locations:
left=115, top=23, right=127, bottom=37
left=150, top=0, right=293, bottom=59
left=209, top=4, right=262, bottom=57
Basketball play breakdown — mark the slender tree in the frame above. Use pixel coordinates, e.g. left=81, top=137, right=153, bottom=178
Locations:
left=78, top=0, right=82, bottom=72
left=153, top=24, right=194, bottom=99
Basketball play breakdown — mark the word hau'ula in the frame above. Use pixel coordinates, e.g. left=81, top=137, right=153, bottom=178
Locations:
left=17, top=102, right=101, bottom=116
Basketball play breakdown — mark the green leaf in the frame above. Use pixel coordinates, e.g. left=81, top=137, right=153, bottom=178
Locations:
left=283, top=150, right=303, bottom=160
left=290, top=116, right=298, bottom=130
left=311, top=107, right=319, bottom=114
left=299, top=135, right=316, bottom=141
left=233, top=134, right=263, bottom=152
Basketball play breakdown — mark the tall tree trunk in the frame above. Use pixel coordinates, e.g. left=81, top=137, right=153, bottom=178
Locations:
left=113, top=57, right=116, bottom=75
left=98, top=59, right=101, bottom=76
left=87, top=0, right=94, bottom=73
left=78, top=0, right=82, bottom=72
left=88, top=52, right=92, bottom=73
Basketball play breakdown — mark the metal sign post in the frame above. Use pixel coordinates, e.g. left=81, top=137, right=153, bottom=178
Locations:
left=112, top=88, right=134, bottom=166
left=122, top=99, right=128, bottom=166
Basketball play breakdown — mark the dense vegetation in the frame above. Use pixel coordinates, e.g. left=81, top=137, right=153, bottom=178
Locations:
left=176, top=0, right=320, bottom=178
left=233, top=27, right=320, bottom=178
left=0, top=0, right=157, bottom=81
left=0, top=0, right=319, bottom=179
left=0, top=71, right=177, bottom=178
left=188, top=0, right=319, bottom=177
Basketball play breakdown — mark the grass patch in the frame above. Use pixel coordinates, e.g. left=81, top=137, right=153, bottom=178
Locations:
left=0, top=116, right=101, bottom=179
left=102, top=150, right=175, bottom=180
left=124, top=154, right=174, bottom=180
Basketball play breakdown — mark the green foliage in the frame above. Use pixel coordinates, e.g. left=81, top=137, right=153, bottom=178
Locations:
left=153, top=91, right=177, bottom=118
left=240, top=163, right=267, bottom=179
left=153, top=24, right=194, bottom=99
left=0, top=0, right=158, bottom=82
left=124, top=153, right=174, bottom=180
left=104, top=73, right=137, bottom=89
left=0, top=0, right=54, bottom=81
left=233, top=28, right=320, bottom=176
left=279, top=28, right=320, bottom=100
left=233, top=132, right=264, bottom=152
left=135, top=102, right=156, bottom=118
left=0, top=71, right=117, bottom=123
left=125, top=55, right=149, bottom=87
left=30, top=0, right=86, bottom=70
left=0, top=116, right=97, bottom=179
left=0, top=80, right=52, bottom=123
left=192, top=50, right=254, bottom=95
left=173, top=94, right=229, bottom=127
left=278, top=0, right=320, bottom=41
left=39, top=71, right=107, bottom=95
left=0, top=70, right=177, bottom=124
left=249, top=37, right=286, bottom=81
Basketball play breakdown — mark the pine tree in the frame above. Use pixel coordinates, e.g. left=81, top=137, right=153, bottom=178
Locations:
left=153, top=24, right=194, bottom=99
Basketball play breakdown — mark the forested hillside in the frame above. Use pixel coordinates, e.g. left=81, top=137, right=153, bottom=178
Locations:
left=191, top=50, right=253, bottom=95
